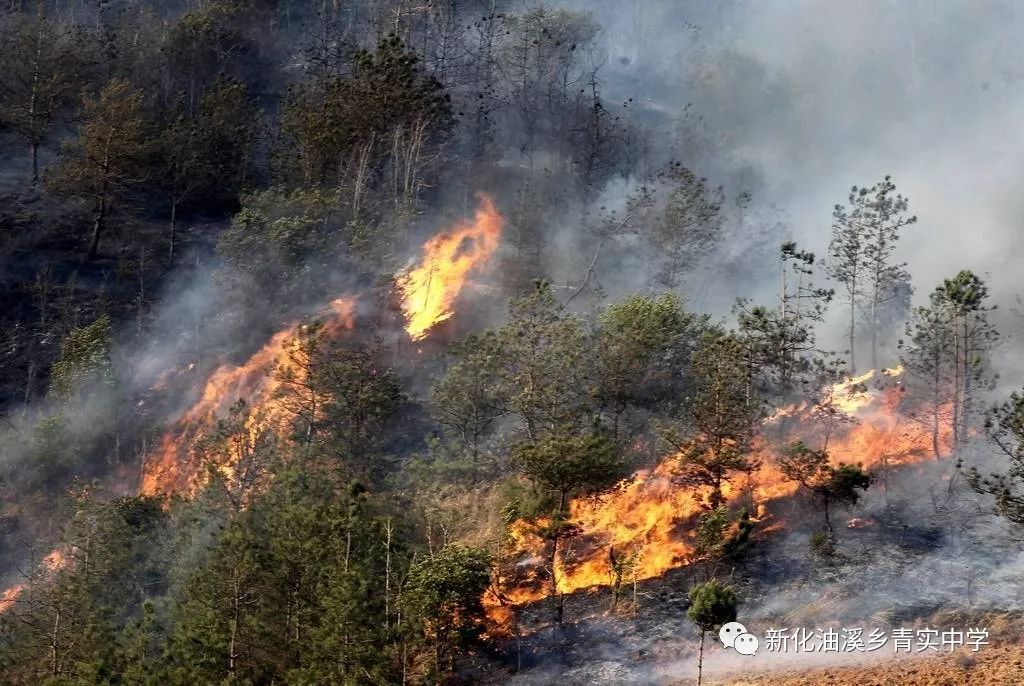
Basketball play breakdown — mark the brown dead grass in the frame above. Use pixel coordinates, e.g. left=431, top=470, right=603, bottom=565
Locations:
left=717, top=643, right=1024, bottom=685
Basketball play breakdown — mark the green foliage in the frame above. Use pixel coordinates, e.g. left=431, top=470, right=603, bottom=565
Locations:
left=159, top=2, right=265, bottom=110
left=315, top=339, right=405, bottom=477
left=596, top=293, right=707, bottom=421
left=828, top=175, right=916, bottom=371
left=403, top=544, right=492, bottom=678
left=497, top=284, right=594, bottom=437
left=47, top=78, right=149, bottom=259
left=0, top=494, right=168, bottom=684
left=513, top=432, right=626, bottom=513
left=686, top=579, right=738, bottom=632
left=649, top=167, right=724, bottom=288
left=192, top=399, right=278, bottom=509
left=49, top=314, right=114, bottom=401
left=156, top=78, right=259, bottom=220
left=496, top=478, right=557, bottom=524
left=690, top=505, right=757, bottom=580
left=280, top=33, right=452, bottom=190
left=217, top=187, right=349, bottom=303
left=687, top=579, right=739, bottom=686
left=164, top=466, right=399, bottom=684
left=496, top=7, right=599, bottom=160
left=666, top=329, right=762, bottom=509
left=20, top=412, right=77, bottom=490
left=736, top=242, right=838, bottom=404
left=828, top=464, right=873, bottom=503
left=434, top=283, right=596, bottom=445
left=900, top=294, right=956, bottom=457
left=0, top=7, right=88, bottom=182
left=429, top=333, right=506, bottom=480
left=2, top=5, right=1000, bottom=684
left=964, top=388, right=1024, bottom=524
left=779, top=441, right=872, bottom=531
left=691, top=506, right=729, bottom=571
left=221, top=186, right=341, bottom=271
left=939, top=269, right=990, bottom=313
left=901, top=270, right=998, bottom=453
left=809, top=530, right=837, bottom=561
left=722, top=508, right=756, bottom=562
left=271, top=324, right=405, bottom=483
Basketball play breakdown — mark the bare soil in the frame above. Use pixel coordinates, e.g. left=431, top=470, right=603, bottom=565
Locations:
left=716, top=644, right=1024, bottom=685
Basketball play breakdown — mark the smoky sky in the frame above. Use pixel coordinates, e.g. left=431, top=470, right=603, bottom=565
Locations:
left=563, top=0, right=1024, bottom=313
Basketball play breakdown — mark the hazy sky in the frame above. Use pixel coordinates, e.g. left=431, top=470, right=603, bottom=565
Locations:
left=575, top=0, right=1024, bottom=305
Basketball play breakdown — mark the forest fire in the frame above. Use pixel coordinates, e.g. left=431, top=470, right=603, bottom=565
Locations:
left=0, top=550, right=67, bottom=612
left=2, top=204, right=508, bottom=614
left=143, top=197, right=505, bottom=497
left=488, top=366, right=950, bottom=622
left=398, top=193, right=503, bottom=340
left=140, top=298, right=357, bottom=496
left=3, top=4, right=1018, bottom=682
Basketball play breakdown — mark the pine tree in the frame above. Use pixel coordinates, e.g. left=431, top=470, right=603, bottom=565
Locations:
left=900, top=270, right=998, bottom=455
left=828, top=176, right=916, bottom=371
left=48, top=78, right=149, bottom=260
left=964, top=389, right=1024, bottom=524
left=403, top=544, right=492, bottom=679
left=665, top=330, right=763, bottom=509
left=687, top=580, right=738, bottom=686
left=736, top=242, right=838, bottom=406
left=0, top=3, right=87, bottom=184
left=778, top=440, right=872, bottom=532
left=513, top=432, right=626, bottom=624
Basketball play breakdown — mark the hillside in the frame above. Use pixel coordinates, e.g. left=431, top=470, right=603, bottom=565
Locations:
left=3, top=1, right=1024, bottom=685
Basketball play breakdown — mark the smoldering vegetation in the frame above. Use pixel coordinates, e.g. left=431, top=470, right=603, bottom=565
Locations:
left=1, top=1, right=1024, bottom=684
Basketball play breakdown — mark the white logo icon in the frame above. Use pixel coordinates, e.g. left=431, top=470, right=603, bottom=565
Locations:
left=734, top=632, right=759, bottom=655
left=719, top=621, right=758, bottom=655
left=719, top=621, right=747, bottom=648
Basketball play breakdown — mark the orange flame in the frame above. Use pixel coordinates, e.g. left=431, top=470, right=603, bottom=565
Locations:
left=3, top=202, right=506, bottom=609
left=488, top=366, right=950, bottom=622
left=0, top=549, right=69, bottom=613
left=141, top=298, right=356, bottom=496
left=398, top=194, right=503, bottom=341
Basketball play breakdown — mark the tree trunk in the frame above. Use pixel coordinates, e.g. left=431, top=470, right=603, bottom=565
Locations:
left=870, top=295, right=879, bottom=371
left=229, top=575, right=239, bottom=675
left=961, top=316, right=971, bottom=448
left=30, top=141, right=40, bottom=186
left=849, top=298, right=857, bottom=374
left=50, top=608, right=60, bottom=677
left=550, top=524, right=563, bottom=625
left=384, top=519, right=392, bottom=630
left=696, top=630, right=705, bottom=686
left=951, top=315, right=962, bottom=450
left=88, top=196, right=107, bottom=260
left=168, top=199, right=177, bottom=264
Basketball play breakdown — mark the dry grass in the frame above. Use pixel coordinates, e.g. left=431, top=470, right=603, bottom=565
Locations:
left=715, top=644, right=1024, bottom=685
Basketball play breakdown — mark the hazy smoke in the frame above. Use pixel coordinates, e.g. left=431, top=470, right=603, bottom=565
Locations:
left=548, top=0, right=1024, bottom=351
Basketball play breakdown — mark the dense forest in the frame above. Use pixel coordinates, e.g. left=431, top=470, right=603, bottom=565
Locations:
left=1, top=1, right=1024, bottom=684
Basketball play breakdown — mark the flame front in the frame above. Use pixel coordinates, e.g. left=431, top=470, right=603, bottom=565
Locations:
left=4, top=202, right=506, bottom=610
left=398, top=194, right=503, bottom=341
left=490, top=366, right=950, bottom=620
left=141, top=298, right=356, bottom=496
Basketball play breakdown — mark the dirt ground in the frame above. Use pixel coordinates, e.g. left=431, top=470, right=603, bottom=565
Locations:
left=716, top=644, right=1024, bottom=685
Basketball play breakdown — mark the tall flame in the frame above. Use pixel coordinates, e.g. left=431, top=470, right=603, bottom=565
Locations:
left=4, top=201, right=508, bottom=611
left=398, top=194, right=503, bottom=341
left=141, top=298, right=356, bottom=496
